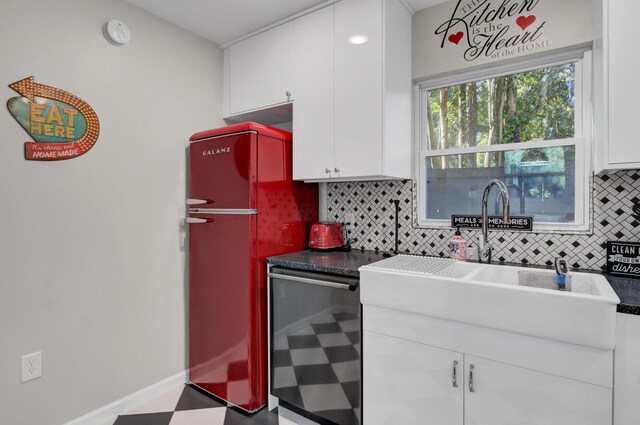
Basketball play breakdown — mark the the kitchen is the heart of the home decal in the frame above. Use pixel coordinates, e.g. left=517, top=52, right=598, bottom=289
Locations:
left=435, top=0, right=550, bottom=62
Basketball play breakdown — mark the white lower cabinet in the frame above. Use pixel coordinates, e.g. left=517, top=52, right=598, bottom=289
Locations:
left=363, top=310, right=613, bottom=425
left=464, top=356, right=611, bottom=425
left=614, top=313, right=640, bottom=425
left=364, top=331, right=463, bottom=425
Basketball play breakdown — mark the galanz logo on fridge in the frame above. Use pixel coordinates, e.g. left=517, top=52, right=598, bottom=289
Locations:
left=202, top=147, right=231, bottom=156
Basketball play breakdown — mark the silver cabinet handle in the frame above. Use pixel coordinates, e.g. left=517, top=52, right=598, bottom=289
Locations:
left=452, top=360, right=458, bottom=388
left=334, top=167, right=340, bottom=173
left=325, top=168, right=331, bottom=174
left=469, top=364, right=475, bottom=393
left=186, top=217, right=214, bottom=224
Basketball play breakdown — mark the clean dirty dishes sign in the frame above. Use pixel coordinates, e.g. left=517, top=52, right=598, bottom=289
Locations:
left=7, top=76, right=100, bottom=161
left=607, top=241, right=640, bottom=277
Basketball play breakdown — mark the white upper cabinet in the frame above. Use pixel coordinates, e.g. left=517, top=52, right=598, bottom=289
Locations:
left=594, top=0, right=640, bottom=172
left=333, top=0, right=384, bottom=180
left=224, top=0, right=412, bottom=182
left=225, top=22, right=294, bottom=116
left=292, top=5, right=335, bottom=181
left=292, top=0, right=412, bottom=182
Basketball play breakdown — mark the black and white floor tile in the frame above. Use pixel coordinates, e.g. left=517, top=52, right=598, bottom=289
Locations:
left=272, top=309, right=361, bottom=425
left=111, top=384, right=314, bottom=425
left=326, top=170, right=640, bottom=270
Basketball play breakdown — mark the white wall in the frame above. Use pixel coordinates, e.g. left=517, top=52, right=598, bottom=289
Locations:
left=0, top=1, right=224, bottom=424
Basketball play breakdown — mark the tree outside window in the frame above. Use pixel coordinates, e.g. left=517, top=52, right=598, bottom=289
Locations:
left=418, top=56, right=590, bottom=230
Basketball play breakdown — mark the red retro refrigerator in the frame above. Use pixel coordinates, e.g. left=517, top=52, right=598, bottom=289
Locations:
left=187, top=122, right=317, bottom=412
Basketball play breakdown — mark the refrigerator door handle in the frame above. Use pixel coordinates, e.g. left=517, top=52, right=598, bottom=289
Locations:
left=189, top=209, right=258, bottom=215
left=187, top=198, right=212, bottom=205
left=186, top=217, right=214, bottom=224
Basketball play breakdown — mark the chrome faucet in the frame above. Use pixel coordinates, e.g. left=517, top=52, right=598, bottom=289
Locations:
left=479, top=179, right=510, bottom=263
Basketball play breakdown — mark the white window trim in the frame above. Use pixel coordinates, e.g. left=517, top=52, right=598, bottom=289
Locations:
left=414, top=51, right=592, bottom=233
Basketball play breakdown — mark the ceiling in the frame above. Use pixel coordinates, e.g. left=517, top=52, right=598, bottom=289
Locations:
left=125, top=0, right=447, bottom=46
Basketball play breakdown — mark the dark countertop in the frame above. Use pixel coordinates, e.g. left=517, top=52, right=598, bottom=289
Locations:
left=605, top=275, right=640, bottom=315
left=267, top=249, right=390, bottom=277
left=268, top=250, right=640, bottom=315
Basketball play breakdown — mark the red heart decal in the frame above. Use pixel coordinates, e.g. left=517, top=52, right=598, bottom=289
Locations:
left=516, top=15, right=536, bottom=30
left=448, top=31, right=464, bottom=45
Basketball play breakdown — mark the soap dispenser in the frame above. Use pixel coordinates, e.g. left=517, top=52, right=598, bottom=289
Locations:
left=449, top=226, right=467, bottom=260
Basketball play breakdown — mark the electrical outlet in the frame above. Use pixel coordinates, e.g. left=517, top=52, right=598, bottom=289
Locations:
left=21, top=351, right=42, bottom=382
left=344, top=213, right=355, bottom=225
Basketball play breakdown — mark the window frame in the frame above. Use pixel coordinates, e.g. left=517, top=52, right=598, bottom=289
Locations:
left=414, top=50, right=592, bottom=232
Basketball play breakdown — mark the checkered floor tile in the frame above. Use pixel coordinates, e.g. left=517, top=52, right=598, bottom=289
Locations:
left=272, top=309, right=361, bottom=425
left=112, top=384, right=312, bottom=425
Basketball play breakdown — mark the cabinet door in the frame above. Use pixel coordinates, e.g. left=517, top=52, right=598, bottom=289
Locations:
left=614, top=313, right=640, bottom=425
left=292, top=6, right=335, bottom=181
left=607, top=0, right=640, bottom=167
left=228, top=22, right=294, bottom=115
left=334, top=0, right=383, bottom=178
left=464, top=356, right=612, bottom=425
left=364, top=331, right=463, bottom=425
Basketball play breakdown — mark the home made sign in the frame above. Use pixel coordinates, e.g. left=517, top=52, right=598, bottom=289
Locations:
left=7, top=76, right=100, bottom=161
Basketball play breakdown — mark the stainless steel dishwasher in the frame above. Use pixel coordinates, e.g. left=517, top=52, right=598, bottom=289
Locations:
left=268, top=266, right=361, bottom=425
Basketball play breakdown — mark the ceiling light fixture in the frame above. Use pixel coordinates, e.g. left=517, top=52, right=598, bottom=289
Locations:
left=348, top=34, right=369, bottom=45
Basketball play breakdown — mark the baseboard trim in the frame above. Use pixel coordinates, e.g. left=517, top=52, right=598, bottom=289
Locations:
left=64, top=370, right=187, bottom=425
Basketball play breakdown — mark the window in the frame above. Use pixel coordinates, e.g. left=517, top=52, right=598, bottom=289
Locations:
left=416, top=52, right=591, bottom=231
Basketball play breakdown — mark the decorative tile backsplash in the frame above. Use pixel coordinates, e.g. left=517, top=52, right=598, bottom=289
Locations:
left=326, top=170, right=640, bottom=271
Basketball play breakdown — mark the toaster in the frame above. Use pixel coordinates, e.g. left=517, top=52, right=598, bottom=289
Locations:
left=308, top=222, right=345, bottom=250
